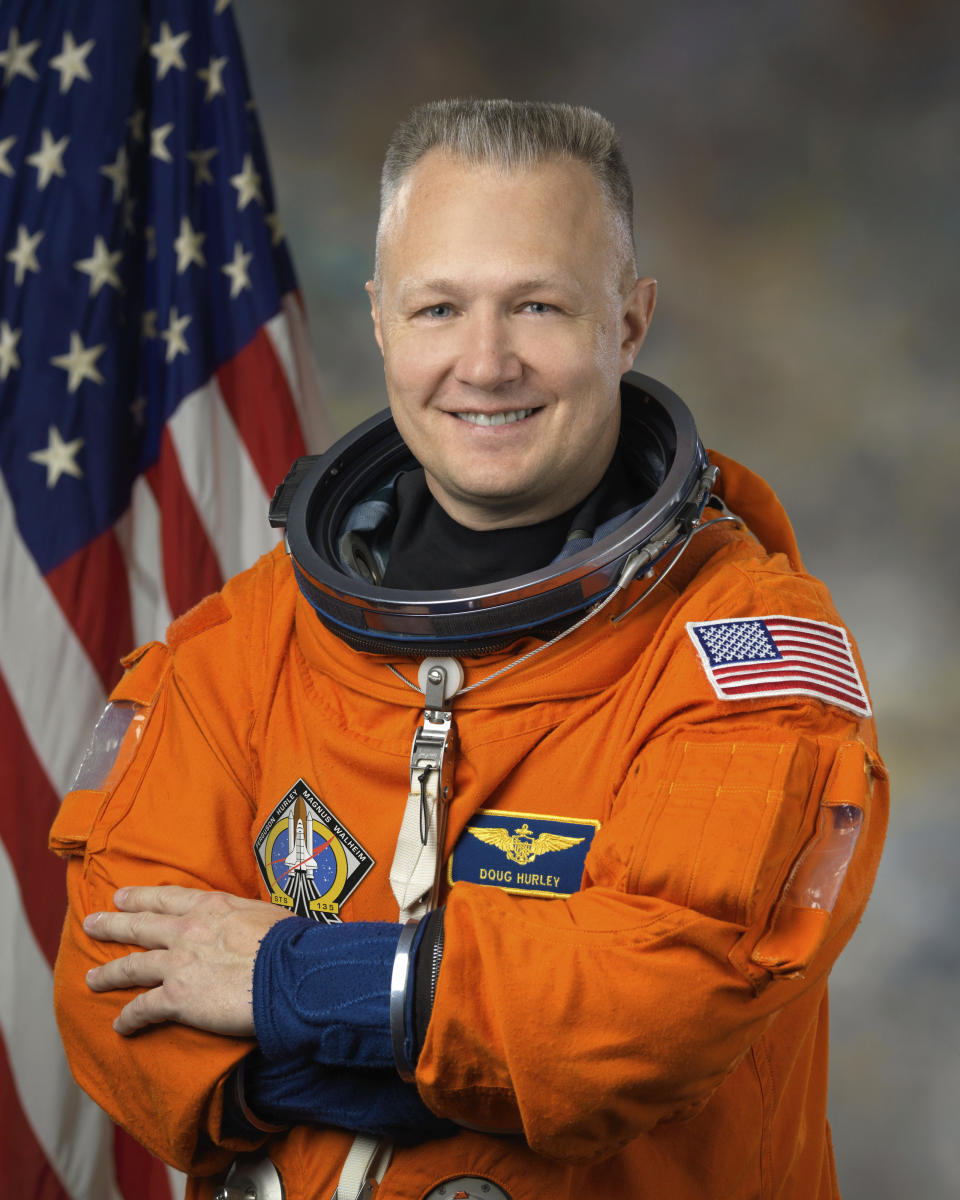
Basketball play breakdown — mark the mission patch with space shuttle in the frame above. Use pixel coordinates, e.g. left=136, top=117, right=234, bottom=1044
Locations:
left=254, top=779, right=374, bottom=923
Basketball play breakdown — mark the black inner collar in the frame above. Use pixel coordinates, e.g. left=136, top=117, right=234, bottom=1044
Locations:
left=381, top=444, right=639, bottom=591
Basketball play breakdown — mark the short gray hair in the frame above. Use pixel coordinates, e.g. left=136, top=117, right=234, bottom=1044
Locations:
left=375, top=98, right=637, bottom=285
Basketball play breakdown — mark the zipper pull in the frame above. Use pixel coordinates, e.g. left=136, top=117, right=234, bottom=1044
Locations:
left=413, top=658, right=461, bottom=840
left=389, top=657, right=463, bottom=921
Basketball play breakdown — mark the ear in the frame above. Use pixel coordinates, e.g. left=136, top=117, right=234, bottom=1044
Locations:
left=619, top=276, right=657, bottom=373
left=365, top=280, right=384, bottom=356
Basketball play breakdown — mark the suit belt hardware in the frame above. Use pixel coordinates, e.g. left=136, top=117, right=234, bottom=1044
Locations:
left=215, top=1156, right=284, bottom=1200
left=409, top=660, right=459, bottom=910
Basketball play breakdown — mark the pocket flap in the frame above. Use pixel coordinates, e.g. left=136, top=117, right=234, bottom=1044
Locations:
left=49, top=788, right=107, bottom=857
left=115, top=641, right=169, bottom=703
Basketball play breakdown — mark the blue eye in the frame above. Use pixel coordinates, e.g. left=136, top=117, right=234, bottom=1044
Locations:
left=524, top=302, right=554, bottom=315
left=422, top=304, right=452, bottom=318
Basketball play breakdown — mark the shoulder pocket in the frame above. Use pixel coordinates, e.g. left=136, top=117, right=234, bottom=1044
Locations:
left=625, top=734, right=819, bottom=928
left=48, top=643, right=170, bottom=858
left=749, top=738, right=885, bottom=976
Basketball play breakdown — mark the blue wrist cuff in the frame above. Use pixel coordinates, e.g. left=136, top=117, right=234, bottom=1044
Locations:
left=253, top=918, right=401, bottom=1068
left=242, top=1050, right=457, bottom=1144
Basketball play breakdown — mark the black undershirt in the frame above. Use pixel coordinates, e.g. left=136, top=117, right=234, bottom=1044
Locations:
left=382, top=445, right=639, bottom=591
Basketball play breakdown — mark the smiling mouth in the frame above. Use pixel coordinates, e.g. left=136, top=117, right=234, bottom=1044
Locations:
left=452, top=407, right=536, bottom=427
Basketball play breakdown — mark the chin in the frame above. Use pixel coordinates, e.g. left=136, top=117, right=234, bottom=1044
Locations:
left=449, top=478, right=537, bottom=508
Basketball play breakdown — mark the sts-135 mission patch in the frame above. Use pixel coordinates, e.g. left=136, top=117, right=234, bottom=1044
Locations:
left=254, top=779, right=374, bottom=923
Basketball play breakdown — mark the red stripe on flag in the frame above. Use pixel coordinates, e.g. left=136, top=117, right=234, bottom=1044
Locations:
left=216, top=324, right=307, bottom=496
left=147, top=429, right=224, bottom=618
left=0, top=1034, right=72, bottom=1200
left=0, top=675, right=67, bottom=967
left=45, top=530, right=135, bottom=695
left=766, top=640, right=853, bottom=668
left=114, top=1124, right=175, bottom=1200
left=715, top=662, right=859, bottom=691
left=714, top=653, right=859, bottom=684
left=765, top=618, right=846, bottom=646
left=720, top=679, right=865, bottom=708
left=714, top=665, right=859, bottom=689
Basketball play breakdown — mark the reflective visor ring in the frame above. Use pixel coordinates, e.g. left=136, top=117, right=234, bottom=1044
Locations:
left=274, top=372, right=710, bottom=652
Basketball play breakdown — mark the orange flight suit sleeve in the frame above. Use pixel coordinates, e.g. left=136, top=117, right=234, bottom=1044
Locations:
left=416, top=594, right=888, bottom=1163
left=50, top=587, right=268, bottom=1174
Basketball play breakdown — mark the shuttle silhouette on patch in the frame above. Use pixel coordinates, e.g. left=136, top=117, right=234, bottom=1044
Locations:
left=448, top=809, right=599, bottom=899
left=254, top=779, right=374, bottom=923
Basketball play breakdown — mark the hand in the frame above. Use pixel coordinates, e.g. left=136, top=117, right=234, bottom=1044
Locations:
left=84, top=885, right=292, bottom=1037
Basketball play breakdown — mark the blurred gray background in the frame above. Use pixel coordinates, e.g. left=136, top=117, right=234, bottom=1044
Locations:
left=233, top=1, right=958, bottom=1195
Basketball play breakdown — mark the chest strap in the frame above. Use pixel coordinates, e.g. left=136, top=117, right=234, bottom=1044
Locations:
left=334, top=657, right=462, bottom=1199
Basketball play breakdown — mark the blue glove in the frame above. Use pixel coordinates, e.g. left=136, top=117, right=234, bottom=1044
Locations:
left=253, top=917, right=398, bottom=1067
left=248, top=917, right=455, bottom=1141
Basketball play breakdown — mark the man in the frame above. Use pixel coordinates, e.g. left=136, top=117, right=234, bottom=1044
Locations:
left=52, top=100, right=887, bottom=1200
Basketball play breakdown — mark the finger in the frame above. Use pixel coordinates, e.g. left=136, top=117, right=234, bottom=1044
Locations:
left=86, top=949, right=167, bottom=993
left=113, top=884, right=212, bottom=916
left=113, top=986, right=171, bottom=1035
left=83, top=908, right=176, bottom=949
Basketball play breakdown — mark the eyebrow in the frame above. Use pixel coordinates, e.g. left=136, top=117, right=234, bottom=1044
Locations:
left=398, top=276, right=581, bottom=300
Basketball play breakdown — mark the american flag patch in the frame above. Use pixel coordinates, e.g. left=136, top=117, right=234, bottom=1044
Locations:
left=687, top=615, right=871, bottom=717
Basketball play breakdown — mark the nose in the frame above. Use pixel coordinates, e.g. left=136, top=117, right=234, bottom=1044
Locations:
left=453, top=310, right=522, bottom=390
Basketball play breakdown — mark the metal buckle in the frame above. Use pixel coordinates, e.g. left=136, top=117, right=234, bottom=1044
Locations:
left=216, top=1155, right=284, bottom=1200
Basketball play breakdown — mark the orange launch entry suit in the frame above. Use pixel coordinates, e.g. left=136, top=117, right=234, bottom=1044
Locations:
left=52, top=452, right=887, bottom=1200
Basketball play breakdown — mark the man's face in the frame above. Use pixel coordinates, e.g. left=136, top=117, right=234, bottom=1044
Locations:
left=367, top=151, right=656, bottom=530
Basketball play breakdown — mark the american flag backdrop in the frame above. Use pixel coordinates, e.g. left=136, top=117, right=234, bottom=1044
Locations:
left=0, top=1, right=330, bottom=1196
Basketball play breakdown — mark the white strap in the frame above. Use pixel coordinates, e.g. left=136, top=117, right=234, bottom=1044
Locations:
left=333, top=763, right=441, bottom=1195
left=334, top=667, right=456, bottom=1199
left=331, top=1134, right=391, bottom=1200
left=388, top=767, right=440, bottom=922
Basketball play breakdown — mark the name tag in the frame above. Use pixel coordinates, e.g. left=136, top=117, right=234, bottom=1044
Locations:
left=447, top=809, right=599, bottom=899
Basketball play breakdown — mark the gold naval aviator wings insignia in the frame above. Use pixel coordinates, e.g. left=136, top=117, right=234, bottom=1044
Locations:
left=466, top=821, right=585, bottom=867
